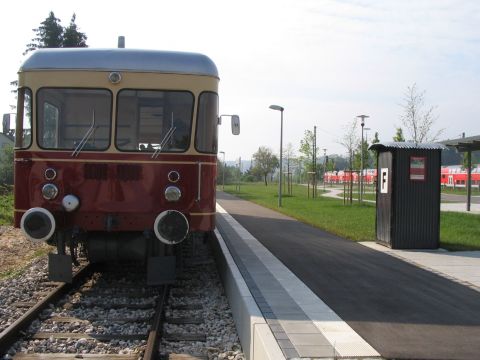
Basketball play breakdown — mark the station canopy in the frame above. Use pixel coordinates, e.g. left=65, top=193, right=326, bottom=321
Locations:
left=440, top=134, right=480, bottom=212
left=441, top=135, right=480, bottom=152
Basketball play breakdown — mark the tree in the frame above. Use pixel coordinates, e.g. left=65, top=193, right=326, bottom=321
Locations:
left=393, top=127, right=405, bottom=142
left=25, top=11, right=64, bottom=53
left=0, top=145, right=14, bottom=185
left=299, top=130, right=319, bottom=173
left=354, top=139, right=371, bottom=169
left=252, top=147, right=279, bottom=186
left=399, top=83, right=443, bottom=143
left=462, top=151, right=480, bottom=170
left=62, top=14, right=87, bottom=47
left=11, top=12, right=89, bottom=111
left=339, top=119, right=359, bottom=204
left=23, top=11, right=88, bottom=53
left=371, top=131, right=380, bottom=169
left=339, top=119, right=359, bottom=171
left=283, top=142, right=295, bottom=178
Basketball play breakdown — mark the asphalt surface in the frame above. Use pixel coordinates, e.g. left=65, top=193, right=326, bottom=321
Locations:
left=217, top=191, right=480, bottom=360
left=441, top=192, right=480, bottom=203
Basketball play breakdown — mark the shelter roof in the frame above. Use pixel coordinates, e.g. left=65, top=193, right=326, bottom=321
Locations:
left=369, top=141, right=446, bottom=151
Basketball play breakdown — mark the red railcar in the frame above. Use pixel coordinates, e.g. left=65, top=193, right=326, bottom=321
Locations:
left=14, top=48, right=239, bottom=282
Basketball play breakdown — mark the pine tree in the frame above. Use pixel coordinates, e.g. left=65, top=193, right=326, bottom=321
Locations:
left=12, top=12, right=88, bottom=109
left=62, top=14, right=87, bottom=47
left=24, top=12, right=88, bottom=54
left=371, top=132, right=380, bottom=169
left=25, top=11, right=64, bottom=53
left=393, top=127, right=405, bottom=142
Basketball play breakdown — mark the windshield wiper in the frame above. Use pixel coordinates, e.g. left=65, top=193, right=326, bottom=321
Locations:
left=152, top=112, right=176, bottom=159
left=152, top=126, right=176, bottom=159
left=71, top=110, right=96, bottom=157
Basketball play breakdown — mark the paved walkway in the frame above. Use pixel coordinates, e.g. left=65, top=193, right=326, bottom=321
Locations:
left=321, top=187, right=480, bottom=214
left=361, top=242, right=480, bottom=291
left=216, top=205, right=379, bottom=359
left=217, top=191, right=480, bottom=360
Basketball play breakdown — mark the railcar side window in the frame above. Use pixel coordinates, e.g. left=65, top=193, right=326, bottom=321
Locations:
left=15, top=88, right=32, bottom=148
left=195, top=92, right=218, bottom=154
left=37, top=88, right=112, bottom=150
left=116, top=90, right=193, bottom=152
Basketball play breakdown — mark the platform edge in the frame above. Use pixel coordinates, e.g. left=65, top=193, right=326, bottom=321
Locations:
left=212, top=228, right=286, bottom=360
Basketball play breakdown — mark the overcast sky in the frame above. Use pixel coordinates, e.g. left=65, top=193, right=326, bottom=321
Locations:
left=1, top=0, right=479, bottom=161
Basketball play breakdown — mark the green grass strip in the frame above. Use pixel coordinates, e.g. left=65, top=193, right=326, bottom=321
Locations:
left=222, top=183, right=480, bottom=251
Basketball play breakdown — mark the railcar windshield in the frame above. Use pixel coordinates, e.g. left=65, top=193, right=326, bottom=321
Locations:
left=116, top=90, right=194, bottom=152
left=37, top=88, right=112, bottom=150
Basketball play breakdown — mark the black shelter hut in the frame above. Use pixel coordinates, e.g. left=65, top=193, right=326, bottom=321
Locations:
left=369, top=142, right=445, bottom=249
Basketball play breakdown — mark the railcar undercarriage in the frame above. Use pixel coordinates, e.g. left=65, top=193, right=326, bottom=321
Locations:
left=47, top=229, right=208, bottom=285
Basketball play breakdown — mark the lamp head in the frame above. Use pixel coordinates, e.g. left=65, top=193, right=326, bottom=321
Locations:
left=357, top=114, right=369, bottom=127
left=269, top=105, right=284, bottom=112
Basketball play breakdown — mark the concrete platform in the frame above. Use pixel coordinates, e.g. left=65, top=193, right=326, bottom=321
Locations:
left=361, top=242, right=480, bottom=291
left=216, top=191, right=480, bottom=360
left=215, top=204, right=380, bottom=359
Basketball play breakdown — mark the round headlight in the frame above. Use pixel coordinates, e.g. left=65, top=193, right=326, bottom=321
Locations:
left=42, top=183, right=59, bottom=200
left=44, top=168, right=57, bottom=181
left=165, top=186, right=181, bottom=202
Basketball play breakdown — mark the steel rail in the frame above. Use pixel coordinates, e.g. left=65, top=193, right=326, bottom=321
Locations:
left=0, top=264, right=92, bottom=356
left=143, top=285, right=169, bottom=360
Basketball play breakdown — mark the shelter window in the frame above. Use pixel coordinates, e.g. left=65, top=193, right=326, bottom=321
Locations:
left=195, top=92, right=218, bottom=154
left=37, top=88, right=112, bottom=150
left=116, top=90, right=193, bottom=152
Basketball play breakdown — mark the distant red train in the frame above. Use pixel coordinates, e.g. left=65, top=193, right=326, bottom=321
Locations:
left=325, top=166, right=480, bottom=188
left=440, top=165, right=480, bottom=188
left=324, top=169, right=377, bottom=184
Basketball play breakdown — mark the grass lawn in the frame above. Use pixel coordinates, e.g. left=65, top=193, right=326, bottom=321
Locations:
left=0, top=191, right=13, bottom=226
left=337, top=191, right=377, bottom=202
left=223, top=183, right=375, bottom=241
left=222, top=182, right=480, bottom=251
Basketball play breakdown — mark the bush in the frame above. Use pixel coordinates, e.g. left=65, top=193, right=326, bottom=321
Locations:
left=0, top=145, right=14, bottom=185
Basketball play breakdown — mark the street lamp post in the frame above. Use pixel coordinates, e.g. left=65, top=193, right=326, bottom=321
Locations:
left=357, top=115, right=369, bottom=204
left=363, top=128, right=370, bottom=193
left=269, top=105, right=284, bottom=207
left=219, top=151, right=225, bottom=191
left=322, top=148, right=327, bottom=191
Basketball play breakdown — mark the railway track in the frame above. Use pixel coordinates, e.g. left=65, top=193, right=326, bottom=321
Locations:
left=0, top=262, right=169, bottom=360
left=0, top=235, right=243, bottom=360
